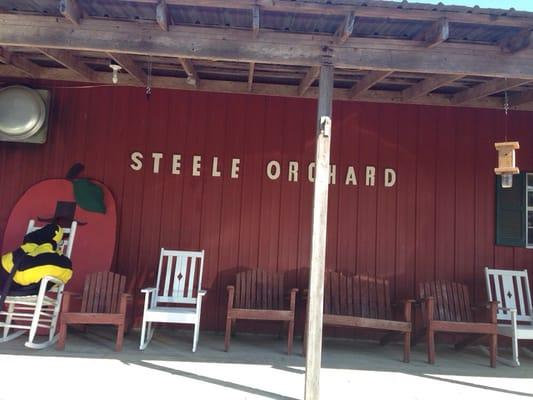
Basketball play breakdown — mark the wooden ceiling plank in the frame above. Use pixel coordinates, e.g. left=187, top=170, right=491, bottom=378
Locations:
left=114, top=0, right=533, bottom=28
left=500, top=29, right=533, bottom=54
left=0, top=48, right=41, bottom=77
left=252, top=6, right=260, bottom=39
left=59, top=0, right=82, bottom=25
left=179, top=57, right=199, bottom=87
left=298, top=65, right=320, bottom=96
left=350, top=70, right=392, bottom=98
left=107, top=52, right=147, bottom=84
left=402, top=74, right=464, bottom=100
left=4, top=15, right=533, bottom=79
left=248, top=62, right=255, bottom=92
left=335, top=12, right=355, bottom=45
left=39, top=48, right=94, bottom=81
left=452, top=77, right=532, bottom=104
left=156, top=0, right=169, bottom=31
left=414, top=17, right=449, bottom=48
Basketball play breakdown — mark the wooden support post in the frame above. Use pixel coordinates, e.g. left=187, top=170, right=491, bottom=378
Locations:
left=252, top=6, right=260, bottom=39
left=304, top=51, right=333, bottom=400
left=156, top=0, right=169, bottom=31
left=247, top=62, right=255, bottom=92
left=59, top=0, right=82, bottom=25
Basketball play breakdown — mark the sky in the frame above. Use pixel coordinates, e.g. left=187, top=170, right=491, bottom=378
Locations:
left=407, top=0, right=533, bottom=11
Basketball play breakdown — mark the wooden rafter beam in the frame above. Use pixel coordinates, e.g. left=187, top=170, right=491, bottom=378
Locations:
left=414, top=17, right=449, bottom=48
left=59, top=0, right=82, bottom=25
left=252, top=6, right=260, bottom=39
left=350, top=70, right=391, bottom=98
left=452, top=78, right=532, bottom=105
left=39, top=48, right=94, bottom=81
left=500, top=29, right=533, bottom=54
left=334, top=12, right=355, bottom=45
left=114, top=0, right=533, bottom=28
left=298, top=66, right=320, bottom=96
left=0, top=48, right=42, bottom=77
left=4, top=15, right=533, bottom=80
left=247, top=62, right=255, bottom=92
left=2, top=65, right=533, bottom=111
left=107, top=52, right=147, bottom=85
left=156, top=0, right=168, bottom=31
left=402, top=74, right=464, bottom=100
left=179, top=58, right=199, bottom=87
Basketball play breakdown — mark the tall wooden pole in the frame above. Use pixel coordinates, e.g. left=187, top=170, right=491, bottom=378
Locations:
left=304, top=52, right=334, bottom=400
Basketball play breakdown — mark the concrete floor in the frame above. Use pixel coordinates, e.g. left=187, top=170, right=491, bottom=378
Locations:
left=0, top=328, right=532, bottom=400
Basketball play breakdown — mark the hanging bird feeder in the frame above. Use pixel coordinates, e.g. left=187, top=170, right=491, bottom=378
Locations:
left=494, top=141, right=520, bottom=188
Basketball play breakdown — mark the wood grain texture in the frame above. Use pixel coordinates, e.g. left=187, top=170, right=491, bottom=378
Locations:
left=0, top=84, right=532, bottom=333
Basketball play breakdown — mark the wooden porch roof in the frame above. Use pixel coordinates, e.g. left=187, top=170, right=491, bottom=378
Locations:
left=1, top=0, right=533, bottom=110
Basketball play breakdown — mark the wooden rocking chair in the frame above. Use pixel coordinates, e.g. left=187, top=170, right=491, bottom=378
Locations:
left=225, top=269, right=298, bottom=354
left=0, top=219, right=77, bottom=349
left=57, top=271, right=132, bottom=351
left=139, top=249, right=206, bottom=352
left=485, top=267, right=533, bottom=366
left=419, top=281, right=498, bottom=367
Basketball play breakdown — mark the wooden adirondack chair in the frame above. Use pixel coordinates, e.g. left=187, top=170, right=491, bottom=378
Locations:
left=140, top=249, right=206, bottom=352
left=419, top=281, right=498, bottom=367
left=57, top=271, right=131, bottom=351
left=225, top=269, right=298, bottom=354
left=0, top=219, right=77, bottom=349
left=304, top=272, right=414, bottom=362
left=485, top=267, right=533, bottom=367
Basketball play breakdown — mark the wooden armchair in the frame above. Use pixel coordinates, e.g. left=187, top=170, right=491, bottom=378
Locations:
left=225, top=269, right=298, bottom=354
left=57, top=271, right=132, bottom=351
left=419, top=281, right=498, bottom=367
left=304, top=272, right=414, bottom=362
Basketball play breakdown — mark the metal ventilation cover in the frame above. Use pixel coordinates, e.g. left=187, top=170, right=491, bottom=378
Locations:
left=0, top=85, right=50, bottom=144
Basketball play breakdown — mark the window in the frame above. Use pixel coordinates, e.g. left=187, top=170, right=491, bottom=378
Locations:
left=495, top=172, right=527, bottom=247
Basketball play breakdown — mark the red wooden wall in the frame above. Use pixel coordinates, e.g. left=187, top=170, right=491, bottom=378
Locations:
left=1, top=84, right=533, bottom=331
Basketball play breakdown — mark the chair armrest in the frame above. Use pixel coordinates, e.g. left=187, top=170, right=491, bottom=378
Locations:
left=141, top=287, right=157, bottom=294
left=141, top=287, right=157, bottom=309
left=198, top=290, right=207, bottom=297
left=61, top=291, right=81, bottom=313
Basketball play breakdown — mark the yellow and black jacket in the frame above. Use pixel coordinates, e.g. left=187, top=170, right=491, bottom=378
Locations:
left=0, top=224, right=72, bottom=296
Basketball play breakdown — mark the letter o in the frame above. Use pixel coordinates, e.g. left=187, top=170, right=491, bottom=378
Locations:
left=266, top=161, right=281, bottom=180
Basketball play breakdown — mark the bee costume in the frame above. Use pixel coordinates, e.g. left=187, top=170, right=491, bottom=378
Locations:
left=0, top=224, right=72, bottom=298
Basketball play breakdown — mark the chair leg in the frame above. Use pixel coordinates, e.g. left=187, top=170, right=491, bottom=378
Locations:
left=287, top=319, right=295, bottom=355
left=57, top=321, right=67, bottom=350
left=511, top=331, right=520, bottom=367
left=224, top=317, right=232, bottom=352
left=403, top=331, right=411, bottom=363
left=427, top=328, right=435, bottom=364
left=139, top=317, right=153, bottom=350
left=192, top=321, right=200, bottom=353
left=116, top=323, right=125, bottom=352
left=489, top=333, right=497, bottom=368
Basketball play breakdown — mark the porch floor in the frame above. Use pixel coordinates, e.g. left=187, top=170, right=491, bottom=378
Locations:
left=0, top=328, right=532, bottom=400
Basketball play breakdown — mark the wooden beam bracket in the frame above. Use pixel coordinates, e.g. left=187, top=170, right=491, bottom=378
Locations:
left=500, top=28, right=533, bottom=54
left=298, top=66, right=321, bottom=96
left=350, top=70, right=391, bottom=98
left=59, top=0, right=82, bottom=25
left=252, top=5, right=260, bottom=39
left=156, top=0, right=169, bottom=31
left=334, top=12, right=355, bottom=44
left=414, top=17, right=449, bottom=48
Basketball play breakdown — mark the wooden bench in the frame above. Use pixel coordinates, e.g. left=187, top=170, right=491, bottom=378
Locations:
left=225, top=269, right=298, bottom=354
left=419, top=281, right=498, bottom=367
left=305, top=272, right=414, bottom=362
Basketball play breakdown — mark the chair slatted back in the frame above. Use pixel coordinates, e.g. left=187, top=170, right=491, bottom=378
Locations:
left=485, top=267, right=533, bottom=323
left=80, top=271, right=126, bottom=313
left=27, top=219, right=78, bottom=258
left=234, top=269, right=284, bottom=310
left=324, top=272, right=392, bottom=319
left=155, top=249, right=205, bottom=304
left=419, top=281, right=473, bottom=322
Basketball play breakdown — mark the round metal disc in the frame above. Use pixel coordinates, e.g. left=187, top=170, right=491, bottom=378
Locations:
left=0, top=86, right=46, bottom=139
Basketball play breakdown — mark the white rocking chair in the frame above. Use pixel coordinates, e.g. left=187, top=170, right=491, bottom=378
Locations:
left=140, top=249, right=206, bottom=352
left=485, top=267, right=533, bottom=366
left=0, top=219, right=77, bottom=349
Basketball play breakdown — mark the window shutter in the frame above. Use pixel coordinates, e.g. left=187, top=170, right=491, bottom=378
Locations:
left=495, top=172, right=526, bottom=247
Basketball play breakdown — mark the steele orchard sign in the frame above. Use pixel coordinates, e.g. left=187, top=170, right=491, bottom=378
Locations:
left=129, top=151, right=397, bottom=187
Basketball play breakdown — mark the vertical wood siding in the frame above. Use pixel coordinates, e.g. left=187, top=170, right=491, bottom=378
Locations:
left=1, top=84, right=533, bottom=331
